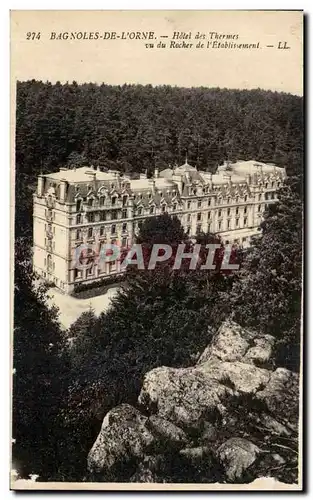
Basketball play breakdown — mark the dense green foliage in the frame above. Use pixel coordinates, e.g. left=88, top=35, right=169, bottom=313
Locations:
left=225, top=174, right=303, bottom=371
left=12, top=240, right=69, bottom=479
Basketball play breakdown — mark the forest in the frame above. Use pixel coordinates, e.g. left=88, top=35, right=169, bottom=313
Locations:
left=13, top=81, right=303, bottom=483
left=15, top=80, right=302, bottom=240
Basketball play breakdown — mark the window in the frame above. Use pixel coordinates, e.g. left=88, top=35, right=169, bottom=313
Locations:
left=236, top=196, right=239, bottom=203
left=187, top=214, right=191, bottom=222
left=99, top=196, right=105, bottom=206
left=193, top=189, right=197, bottom=195
left=196, top=224, right=202, bottom=233
left=173, top=203, right=177, bottom=211
left=150, top=206, right=154, bottom=215
left=122, top=195, right=128, bottom=207
left=122, top=209, right=127, bottom=219
left=112, top=196, right=117, bottom=206
left=258, top=205, right=261, bottom=212
left=187, top=201, right=191, bottom=209
left=236, top=207, right=239, bottom=215
left=109, top=261, right=116, bottom=273
left=88, top=198, right=93, bottom=207
left=100, top=226, right=105, bottom=236
left=197, top=213, right=201, bottom=221
left=244, top=217, right=247, bottom=226
left=208, top=198, right=211, bottom=206
left=76, top=229, right=82, bottom=240
left=236, top=219, right=239, bottom=227
left=87, top=265, right=93, bottom=275
left=122, top=237, right=127, bottom=248
left=265, top=183, right=268, bottom=189
left=218, top=210, right=222, bottom=218
left=100, top=212, right=106, bottom=221
left=197, top=200, right=202, bottom=209
left=227, top=198, right=230, bottom=204
left=244, top=207, right=247, bottom=214
left=186, top=226, right=191, bottom=235
left=208, top=212, right=211, bottom=220
left=258, top=194, right=262, bottom=201
left=122, top=223, right=127, bottom=233
left=111, top=210, right=117, bottom=220
left=227, top=220, right=230, bottom=229
left=138, top=207, right=143, bottom=216
left=76, top=214, right=81, bottom=224
left=227, top=208, right=230, bottom=216
left=162, top=205, right=166, bottom=213
left=218, top=222, right=221, bottom=231
left=244, top=195, right=247, bottom=202
left=88, top=227, right=93, bottom=238
left=111, top=224, right=116, bottom=235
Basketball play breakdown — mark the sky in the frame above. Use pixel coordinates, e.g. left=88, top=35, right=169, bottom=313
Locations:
left=11, top=10, right=303, bottom=95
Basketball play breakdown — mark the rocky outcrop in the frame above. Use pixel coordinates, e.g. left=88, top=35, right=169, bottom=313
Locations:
left=87, top=321, right=299, bottom=485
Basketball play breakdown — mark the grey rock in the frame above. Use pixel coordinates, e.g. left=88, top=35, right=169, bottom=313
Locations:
left=87, top=404, right=154, bottom=475
left=146, top=415, right=188, bottom=448
left=216, top=437, right=261, bottom=482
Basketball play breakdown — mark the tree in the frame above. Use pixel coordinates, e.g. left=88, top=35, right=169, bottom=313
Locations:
left=226, top=174, right=302, bottom=371
left=12, top=240, right=69, bottom=479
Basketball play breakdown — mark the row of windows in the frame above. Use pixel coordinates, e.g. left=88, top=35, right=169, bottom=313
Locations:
left=76, top=223, right=128, bottom=240
left=74, top=260, right=118, bottom=279
left=186, top=216, right=250, bottom=234
left=74, top=188, right=275, bottom=214
left=185, top=205, right=255, bottom=223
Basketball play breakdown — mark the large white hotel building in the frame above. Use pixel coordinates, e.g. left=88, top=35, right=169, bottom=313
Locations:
left=33, top=159, right=286, bottom=294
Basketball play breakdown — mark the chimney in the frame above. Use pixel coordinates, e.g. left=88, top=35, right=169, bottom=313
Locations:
left=59, top=179, right=67, bottom=203
left=154, top=167, right=159, bottom=179
left=37, top=175, right=44, bottom=197
left=150, top=179, right=156, bottom=194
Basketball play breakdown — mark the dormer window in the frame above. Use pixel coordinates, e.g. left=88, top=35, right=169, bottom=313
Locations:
left=76, top=214, right=81, bottom=225
left=244, top=195, right=247, bottom=202
left=193, top=189, right=197, bottom=195
left=122, top=195, right=128, bottom=206
left=173, top=203, right=177, bottom=211
left=138, top=207, right=143, bottom=216
left=161, top=204, right=166, bottom=213
left=111, top=196, right=117, bottom=206
left=76, top=199, right=82, bottom=212
left=88, top=198, right=93, bottom=207
left=99, top=196, right=105, bottom=206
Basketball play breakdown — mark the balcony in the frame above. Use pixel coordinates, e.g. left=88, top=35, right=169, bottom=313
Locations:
left=46, top=197, right=55, bottom=209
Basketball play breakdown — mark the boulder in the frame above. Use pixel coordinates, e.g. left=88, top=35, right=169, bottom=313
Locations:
left=138, top=365, right=234, bottom=429
left=146, top=416, right=188, bottom=449
left=244, top=335, right=275, bottom=365
left=197, top=320, right=275, bottom=368
left=197, top=321, right=253, bottom=363
left=87, top=404, right=154, bottom=476
left=197, top=359, right=271, bottom=393
left=256, top=368, right=299, bottom=425
left=216, top=438, right=261, bottom=482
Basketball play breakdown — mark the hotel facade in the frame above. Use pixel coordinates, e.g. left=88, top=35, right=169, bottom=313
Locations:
left=33, top=160, right=286, bottom=294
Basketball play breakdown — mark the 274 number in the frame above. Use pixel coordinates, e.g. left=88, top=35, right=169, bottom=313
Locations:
left=26, top=32, right=41, bottom=40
